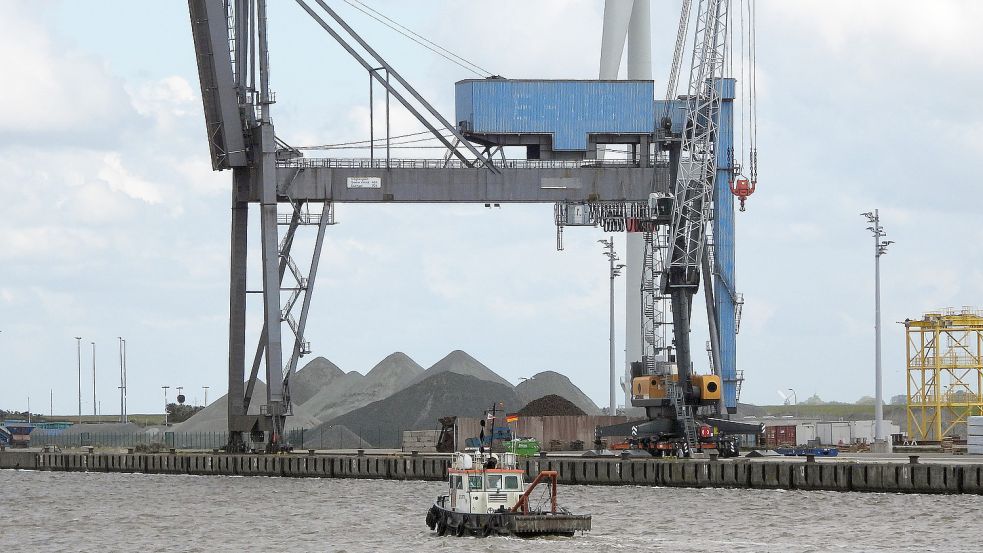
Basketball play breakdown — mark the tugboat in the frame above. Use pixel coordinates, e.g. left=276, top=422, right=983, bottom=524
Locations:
left=426, top=406, right=590, bottom=538
left=426, top=451, right=591, bottom=537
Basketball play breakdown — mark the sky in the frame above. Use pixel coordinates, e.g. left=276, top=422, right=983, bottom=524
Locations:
left=1, top=0, right=982, bottom=416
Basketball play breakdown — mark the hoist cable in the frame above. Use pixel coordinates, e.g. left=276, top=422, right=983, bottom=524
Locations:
left=342, top=0, right=494, bottom=78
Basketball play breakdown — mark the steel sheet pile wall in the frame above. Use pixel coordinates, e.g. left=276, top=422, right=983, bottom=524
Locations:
left=5, top=451, right=983, bottom=495
left=455, top=79, right=655, bottom=150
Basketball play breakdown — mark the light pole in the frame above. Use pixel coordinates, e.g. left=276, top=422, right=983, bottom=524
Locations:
left=203, top=386, right=209, bottom=407
left=862, top=210, right=894, bottom=449
left=118, top=337, right=125, bottom=423
left=90, top=341, right=97, bottom=417
left=788, top=388, right=798, bottom=419
left=162, top=386, right=170, bottom=426
left=599, top=237, right=626, bottom=415
left=75, top=337, right=82, bottom=425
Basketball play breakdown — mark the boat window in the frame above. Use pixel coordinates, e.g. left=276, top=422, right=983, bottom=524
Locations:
left=468, top=475, right=483, bottom=490
left=455, top=476, right=464, bottom=490
left=505, top=475, right=520, bottom=490
left=486, top=474, right=503, bottom=490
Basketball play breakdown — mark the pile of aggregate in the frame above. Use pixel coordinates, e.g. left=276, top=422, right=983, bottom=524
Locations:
left=517, top=394, right=586, bottom=416
left=405, top=350, right=514, bottom=388
left=515, top=371, right=601, bottom=415
left=318, top=371, right=521, bottom=448
left=301, top=352, right=424, bottom=422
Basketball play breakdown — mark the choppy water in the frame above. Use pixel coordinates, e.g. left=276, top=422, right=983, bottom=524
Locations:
left=0, top=469, right=980, bottom=552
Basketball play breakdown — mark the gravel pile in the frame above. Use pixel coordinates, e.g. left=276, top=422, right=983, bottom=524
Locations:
left=289, top=357, right=345, bottom=405
left=515, top=371, right=601, bottom=415
left=517, top=394, right=586, bottom=416
left=321, top=371, right=521, bottom=448
left=301, top=424, right=373, bottom=450
left=405, top=350, right=514, bottom=388
left=175, top=380, right=321, bottom=433
left=302, top=352, right=424, bottom=422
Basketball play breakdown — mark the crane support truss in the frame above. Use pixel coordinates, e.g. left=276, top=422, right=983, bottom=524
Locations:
left=665, top=0, right=730, bottom=387
left=905, top=308, right=983, bottom=442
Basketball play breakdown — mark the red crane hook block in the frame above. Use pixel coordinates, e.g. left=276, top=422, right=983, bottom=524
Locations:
left=730, top=178, right=756, bottom=212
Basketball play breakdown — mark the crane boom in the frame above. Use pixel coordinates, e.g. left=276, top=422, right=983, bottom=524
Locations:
left=665, top=0, right=730, bottom=386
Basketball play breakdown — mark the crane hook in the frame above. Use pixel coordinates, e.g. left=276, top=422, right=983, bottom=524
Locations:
left=730, top=177, right=756, bottom=212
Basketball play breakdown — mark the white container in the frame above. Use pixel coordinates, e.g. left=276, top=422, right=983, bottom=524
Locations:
left=967, top=435, right=983, bottom=446
left=968, top=444, right=983, bottom=455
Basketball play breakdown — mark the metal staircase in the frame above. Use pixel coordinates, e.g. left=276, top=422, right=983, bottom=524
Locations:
left=641, top=230, right=669, bottom=375
left=667, top=381, right=697, bottom=452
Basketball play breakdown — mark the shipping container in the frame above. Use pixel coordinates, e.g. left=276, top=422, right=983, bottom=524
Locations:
left=763, top=425, right=796, bottom=447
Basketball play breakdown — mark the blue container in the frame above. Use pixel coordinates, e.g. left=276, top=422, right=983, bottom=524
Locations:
left=455, top=79, right=655, bottom=151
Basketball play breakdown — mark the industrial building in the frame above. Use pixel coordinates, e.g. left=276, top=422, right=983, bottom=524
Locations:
left=753, top=417, right=901, bottom=448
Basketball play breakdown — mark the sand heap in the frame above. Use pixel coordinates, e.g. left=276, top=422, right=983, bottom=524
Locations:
left=515, top=371, right=601, bottom=415
left=314, top=371, right=521, bottom=448
left=518, top=394, right=586, bottom=416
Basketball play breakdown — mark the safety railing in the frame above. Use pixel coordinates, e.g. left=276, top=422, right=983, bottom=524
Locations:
left=278, top=157, right=668, bottom=170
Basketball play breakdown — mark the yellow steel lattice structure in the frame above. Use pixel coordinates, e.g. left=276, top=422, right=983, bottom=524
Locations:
left=905, top=307, right=983, bottom=441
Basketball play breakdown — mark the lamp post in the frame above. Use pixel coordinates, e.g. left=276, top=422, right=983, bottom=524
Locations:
left=74, top=337, right=82, bottom=425
left=599, top=237, right=626, bottom=415
left=862, top=210, right=894, bottom=449
left=91, top=341, right=97, bottom=417
left=162, top=386, right=170, bottom=426
left=788, top=388, right=798, bottom=419
left=203, top=386, right=210, bottom=407
left=118, top=337, right=125, bottom=423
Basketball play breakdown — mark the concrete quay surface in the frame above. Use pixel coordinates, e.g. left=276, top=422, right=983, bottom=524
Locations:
left=2, top=449, right=983, bottom=494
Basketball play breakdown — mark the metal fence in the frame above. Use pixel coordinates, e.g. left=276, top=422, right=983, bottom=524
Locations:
left=31, top=429, right=306, bottom=450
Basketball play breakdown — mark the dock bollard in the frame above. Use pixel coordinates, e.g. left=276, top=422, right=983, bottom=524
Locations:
left=212, top=448, right=220, bottom=454
left=169, top=448, right=176, bottom=455
left=909, top=455, right=920, bottom=464
left=127, top=448, right=134, bottom=455
left=709, top=452, right=720, bottom=462
left=539, top=451, right=547, bottom=459
left=308, top=449, right=316, bottom=456
left=806, top=454, right=816, bottom=463
left=411, top=450, right=419, bottom=457
left=357, top=449, right=365, bottom=457
left=85, top=446, right=94, bottom=455
left=620, top=451, right=631, bottom=460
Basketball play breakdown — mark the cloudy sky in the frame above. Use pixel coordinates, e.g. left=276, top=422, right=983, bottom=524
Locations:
left=1, top=1, right=981, bottom=416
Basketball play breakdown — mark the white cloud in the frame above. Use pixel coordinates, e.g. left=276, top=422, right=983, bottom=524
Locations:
left=97, top=152, right=164, bottom=205
left=0, top=2, right=133, bottom=136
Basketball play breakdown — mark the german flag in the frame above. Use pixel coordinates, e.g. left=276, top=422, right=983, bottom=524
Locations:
left=505, top=413, right=519, bottom=423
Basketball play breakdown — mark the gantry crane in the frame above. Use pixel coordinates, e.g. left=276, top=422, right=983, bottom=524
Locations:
left=187, top=0, right=760, bottom=454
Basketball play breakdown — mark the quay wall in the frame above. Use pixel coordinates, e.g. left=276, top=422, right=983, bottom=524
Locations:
left=2, top=450, right=981, bottom=495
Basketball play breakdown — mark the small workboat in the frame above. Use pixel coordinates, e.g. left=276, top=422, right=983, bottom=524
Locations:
left=426, top=451, right=591, bottom=538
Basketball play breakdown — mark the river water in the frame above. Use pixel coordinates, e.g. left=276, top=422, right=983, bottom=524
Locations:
left=0, top=470, right=980, bottom=552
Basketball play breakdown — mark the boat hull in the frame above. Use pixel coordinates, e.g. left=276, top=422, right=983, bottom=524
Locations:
left=426, top=503, right=591, bottom=538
